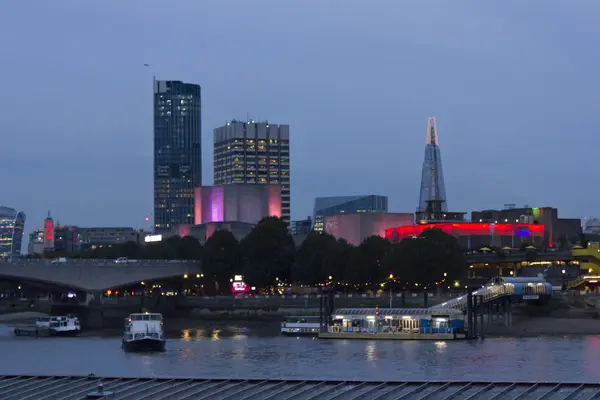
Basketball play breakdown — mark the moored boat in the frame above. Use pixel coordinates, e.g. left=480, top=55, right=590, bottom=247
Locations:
left=280, top=316, right=320, bottom=336
left=40, top=315, right=81, bottom=336
left=122, top=312, right=166, bottom=352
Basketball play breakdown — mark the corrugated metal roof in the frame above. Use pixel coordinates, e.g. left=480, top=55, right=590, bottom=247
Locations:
left=2, top=376, right=600, bottom=399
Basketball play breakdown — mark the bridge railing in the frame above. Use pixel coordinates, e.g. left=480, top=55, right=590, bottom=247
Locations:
left=0, top=259, right=201, bottom=265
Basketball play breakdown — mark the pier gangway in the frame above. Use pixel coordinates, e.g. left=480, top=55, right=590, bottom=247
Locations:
left=430, top=277, right=551, bottom=311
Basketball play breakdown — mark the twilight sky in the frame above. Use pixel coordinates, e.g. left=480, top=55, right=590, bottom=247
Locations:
left=1, top=0, right=598, bottom=238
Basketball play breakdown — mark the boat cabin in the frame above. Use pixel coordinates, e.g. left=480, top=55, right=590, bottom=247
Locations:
left=328, top=308, right=464, bottom=335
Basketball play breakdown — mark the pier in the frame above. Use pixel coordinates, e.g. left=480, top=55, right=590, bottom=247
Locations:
left=2, top=375, right=600, bottom=399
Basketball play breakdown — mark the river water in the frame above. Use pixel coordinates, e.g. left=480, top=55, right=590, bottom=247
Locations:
left=1, top=322, right=599, bottom=382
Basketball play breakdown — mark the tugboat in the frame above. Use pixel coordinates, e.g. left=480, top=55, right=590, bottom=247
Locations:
left=30, top=315, right=81, bottom=337
left=122, top=312, right=166, bottom=352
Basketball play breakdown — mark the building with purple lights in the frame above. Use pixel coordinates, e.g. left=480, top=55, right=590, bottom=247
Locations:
left=194, top=184, right=281, bottom=225
left=179, top=183, right=281, bottom=241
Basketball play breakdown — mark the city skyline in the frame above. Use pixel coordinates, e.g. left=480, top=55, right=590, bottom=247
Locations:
left=1, top=1, right=597, bottom=242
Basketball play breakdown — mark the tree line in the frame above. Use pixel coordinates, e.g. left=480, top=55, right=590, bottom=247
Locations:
left=63, top=217, right=467, bottom=293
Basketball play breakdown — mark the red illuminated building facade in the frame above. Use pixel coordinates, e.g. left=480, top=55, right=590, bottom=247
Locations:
left=385, top=222, right=545, bottom=249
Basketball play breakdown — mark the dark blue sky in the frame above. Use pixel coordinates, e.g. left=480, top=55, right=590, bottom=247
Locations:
left=1, top=0, right=598, bottom=237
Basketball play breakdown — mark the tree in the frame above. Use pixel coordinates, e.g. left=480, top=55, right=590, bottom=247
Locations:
left=241, top=217, right=295, bottom=289
left=174, top=236, right=203, bottom=260
left=203, top=230, right=241, bottom=293
left=344, top=236, right=390, bottom=286
left=293, top=231, right=339, bottom=285
left=383, top=228, right=466, bottom=289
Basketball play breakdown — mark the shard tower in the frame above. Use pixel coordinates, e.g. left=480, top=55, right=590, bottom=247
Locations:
left=417, top=116, right=447, bottom=213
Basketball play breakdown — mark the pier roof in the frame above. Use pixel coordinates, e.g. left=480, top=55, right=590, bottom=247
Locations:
left=2, top=375, right=600, bottom=399
left=333, top=307, right=462, bottom=316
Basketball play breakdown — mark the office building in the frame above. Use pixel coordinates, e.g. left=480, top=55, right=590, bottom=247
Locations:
left=153, top=79, right=202, bottom=232
left=213, top=120, right=290, bottom=225
left=0, top=206, right=26, bottom=258
left=77, top=227, right=140, bottom=247
left=312, top=195, right=388, bottom=232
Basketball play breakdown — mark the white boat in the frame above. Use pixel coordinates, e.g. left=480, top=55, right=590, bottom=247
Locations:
left=35, top=316, right=81, bottom=337
left=280, top=316, right=321, bottom=336
left=122, top=312, right=166, bottom=352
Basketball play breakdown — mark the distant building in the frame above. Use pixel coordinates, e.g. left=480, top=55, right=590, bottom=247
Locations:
left=0, top=206, right=26, bottom=258
left=187, top=183, right=282, bottom=242
left=153, top=79, right=202, bottom=232
left=54, top=225, right=80, bottom=254
left=313, top=195, right=388, bottom=232
left=325, top=212, right=414, bottom=246
left=417, top=116, right=447, bottom=213
left=291, top=217, right=312, bottom=236
left=77, top=227, right=140, bottom=248
left=471, top=206, right=581, bottom=248
left=213, top=120, right=290, bottom=225
left=28, top=229, right=44, bottom=255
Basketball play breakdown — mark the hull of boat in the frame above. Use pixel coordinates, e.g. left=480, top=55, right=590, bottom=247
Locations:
left=122, top=338, right=166, bottom=352
left=50, top=329, right=81, bottom=337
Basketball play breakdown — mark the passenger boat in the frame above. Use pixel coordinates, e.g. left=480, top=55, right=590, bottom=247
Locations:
left=36, top=315, right=81, bottom=337
left=280, top=316, right=320, bottom=336
left=122, top=312, right=166, bottom=352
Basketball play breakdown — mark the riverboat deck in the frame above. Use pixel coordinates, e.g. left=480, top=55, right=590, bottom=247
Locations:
left=2, top=375, right=600, bottom=399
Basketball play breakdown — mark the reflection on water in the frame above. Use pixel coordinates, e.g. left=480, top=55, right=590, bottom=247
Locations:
left=180, top=327, right=249, bottom=342
left=3, top=322, right=600, bottom=382
left=435, top=341, right=447, bottom=353
left=365, top=342, right=377, bottom=361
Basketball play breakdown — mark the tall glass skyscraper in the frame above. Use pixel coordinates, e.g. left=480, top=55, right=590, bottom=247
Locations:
left=0, top=206, right=26, bottom=258
left=417, top=116, right=447, bottom=213
left=153, top=79, right=202, bottom=232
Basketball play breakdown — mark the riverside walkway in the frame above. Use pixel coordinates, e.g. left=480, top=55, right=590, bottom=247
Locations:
left=1, top=375, right=600, bottom=399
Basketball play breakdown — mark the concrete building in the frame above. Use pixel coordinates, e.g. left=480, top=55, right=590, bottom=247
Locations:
left=0, top=206, right=26, bottom=258
left=190, top=222, right=255, bottom=245
left=325, top=212, right=414, bottom=246
left=471, top=206, right=581, bottom=248
left=184, top=183, right=282, bottom=242
left=153, top=79, right=202, bottom=232
left=213, top=120, right=290, bottom=225
left=313, top=195, right=388, bottom=232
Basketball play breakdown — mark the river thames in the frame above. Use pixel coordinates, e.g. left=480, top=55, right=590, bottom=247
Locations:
left=1, top=322, right=600, bottom=382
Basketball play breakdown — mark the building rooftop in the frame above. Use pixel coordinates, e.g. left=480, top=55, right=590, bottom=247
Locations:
left=2, top=375, right=600, bottom=399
